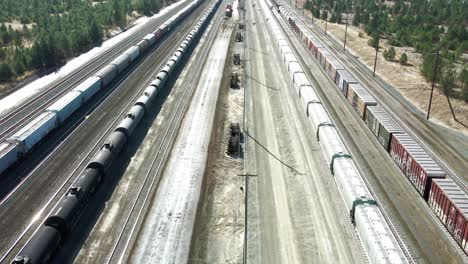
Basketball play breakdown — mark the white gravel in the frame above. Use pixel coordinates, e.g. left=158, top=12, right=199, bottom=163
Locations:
left=130, top=17, right=234, bottom=264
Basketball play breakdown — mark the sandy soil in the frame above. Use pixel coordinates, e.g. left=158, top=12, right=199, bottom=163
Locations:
left=297, top=3, right=468, bottom=135
left=1, top=20, right=35, bottom=31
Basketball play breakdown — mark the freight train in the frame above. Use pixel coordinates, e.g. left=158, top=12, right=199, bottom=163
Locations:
left=0, top=0, right=205, bottom=176
left=10, top=0, right=222, bottom=263
left=272, top=0, right=468, bottom=256
left=260, top=0, right=411, bottom=262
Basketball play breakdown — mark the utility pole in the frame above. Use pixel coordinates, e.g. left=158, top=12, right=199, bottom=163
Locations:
left=427, top=50, right=440, bottom=120
left=372, top=36, right=379, bottom=76
left=343, top=11, right=348, bottom=51
left=310, top=0, right=314, bottom=24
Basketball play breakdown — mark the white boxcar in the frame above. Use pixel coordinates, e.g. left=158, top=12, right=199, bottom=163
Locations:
left=277, top=39, right=288, bottom=49
left=300, top=86, right=320, bottom=113
left=288, top=62, right=303, bottom=82
left=73, top=76, right=102, bottom=102
left=110, top=53, right=130, bottom=74
left=46, top=91, right=83, bottom=123
left=144, top=33, right=156, bottom=46
left=318, top=126, right=348, bottom=164
left=125, top=46, right=140, bottom=62
left=333, top=157, right=374, bottom=210
left=96, top=64, right=117, bottom=87
left=294, top=73, right=311, bottom=94
left=0, top=142, right=19, bottom=174
left=307, top=104, right=332, bottom=130
left=9, top=112, right=57, bottom=152
left=355, top=204, right=408, bottom=264
left=280, top=45, right=293, bottom=56
left=283, top=53, right=297, bottom=65
left=136, top=39, right=149, bottom=53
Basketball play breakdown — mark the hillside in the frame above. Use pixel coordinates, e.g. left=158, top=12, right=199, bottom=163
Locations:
left=0, top=0, right=164, bottom=87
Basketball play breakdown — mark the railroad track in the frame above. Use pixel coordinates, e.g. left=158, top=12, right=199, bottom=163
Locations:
left=279, top=3, right=468, bottom=191
left=270, top=6, right=417, bottom=263
left=0, top=3, right=189, bottom=142
left=105, top=5, right=224, bottom=263
left=0, top=5, right=207, bottom=261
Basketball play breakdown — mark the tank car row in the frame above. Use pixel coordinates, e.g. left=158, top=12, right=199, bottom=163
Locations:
left=11, top=1, right=223, bottom=263
left=261, top=0, right=410, bottom=263
left=0, top=0, right=204, bottom=176
left=274, top=0, right=468, bottom=256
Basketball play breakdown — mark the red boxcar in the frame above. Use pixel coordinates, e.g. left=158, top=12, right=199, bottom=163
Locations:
left=310, top=39, right=323, bottom=59
left=389, top=133, right=446, bottom=200
left=429, top=178, right=468, bottom=254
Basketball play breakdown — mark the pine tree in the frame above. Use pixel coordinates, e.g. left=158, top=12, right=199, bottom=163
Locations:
left=383, top=47, right=396, bottom=61
left=460, top=68, right=468, bottom=102
left=321, top=10, right=328, bottom=21
left=90, top=20, right=103, bottom=46
left=440, top=63, right=457, bottom=96
left=0, top=63, right=14, bottom=81
left=400, top=53, right=408, bottom=65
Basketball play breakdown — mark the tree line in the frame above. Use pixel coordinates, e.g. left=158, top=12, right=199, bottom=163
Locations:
left=0, top=0, right=164, bottom=82
left=304, top=0, right=468, bottom=102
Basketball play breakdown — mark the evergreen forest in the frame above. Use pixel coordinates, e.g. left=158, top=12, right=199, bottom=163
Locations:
left=0, top=0, right=164, bottom=82
left=304, top=0, right=468, bottom=101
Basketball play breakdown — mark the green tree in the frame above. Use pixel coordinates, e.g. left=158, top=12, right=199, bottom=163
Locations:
left=321, top=10, right=328, bottom=20
left=400, top=53, right=408, bottom=65
left=383, top=47, right=396, bottom=61
left=13, top=58, right=25, bottom=75
left=460, top=68, right=468, bottom=102
left=113, top=0, right=126, bottom=29
left=89, top=20, right=103, bottom=46
left=31, top=41, right=43, bottom=68
left=0, top=63, right=14, bottom=81
left=440, top=63, right=457, bottom=96
left=313, top=7, right=320, bottom=18
left=353, top=6, right=361, bottom=26
left=367, top=33, right=379, bottom=49
left=330, top=12, right=338, bottom=23
left=421, top=52, right=439, bottom=81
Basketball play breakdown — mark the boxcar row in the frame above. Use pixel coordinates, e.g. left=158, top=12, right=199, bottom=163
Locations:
left=262, top=0, right=409, bottom=263
left=275, top=0, right=468, bottom=255
left=0, top=0, right=206, bottom=176
left=11, top=1, right=222, bottom=263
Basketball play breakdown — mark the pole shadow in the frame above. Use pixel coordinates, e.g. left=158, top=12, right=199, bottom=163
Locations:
left=245, top=130, right=303, bottom=175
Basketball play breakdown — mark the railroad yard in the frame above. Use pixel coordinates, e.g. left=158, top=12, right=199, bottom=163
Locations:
left=0, top=0, right=467, bottom=263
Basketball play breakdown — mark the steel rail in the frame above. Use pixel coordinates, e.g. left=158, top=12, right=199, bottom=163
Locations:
left=270, top=4, right=416, bottom=263
left=0, top=4, right=188, bottom=142
left=105, top=6, right=224, bottom=264
left=0, top=9, right=201, bottom=262
left=278, top=1, right=468, bottom=192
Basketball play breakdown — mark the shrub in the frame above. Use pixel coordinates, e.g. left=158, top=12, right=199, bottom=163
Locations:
left=383, top=47, right=396, bottom=61
left=400, top=53, right=408, bottom=65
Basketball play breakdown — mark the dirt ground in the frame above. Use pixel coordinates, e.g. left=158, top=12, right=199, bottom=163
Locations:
left=297, top=3, right=468, bottom=135
left=188, top=8, right=244, bottom=263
